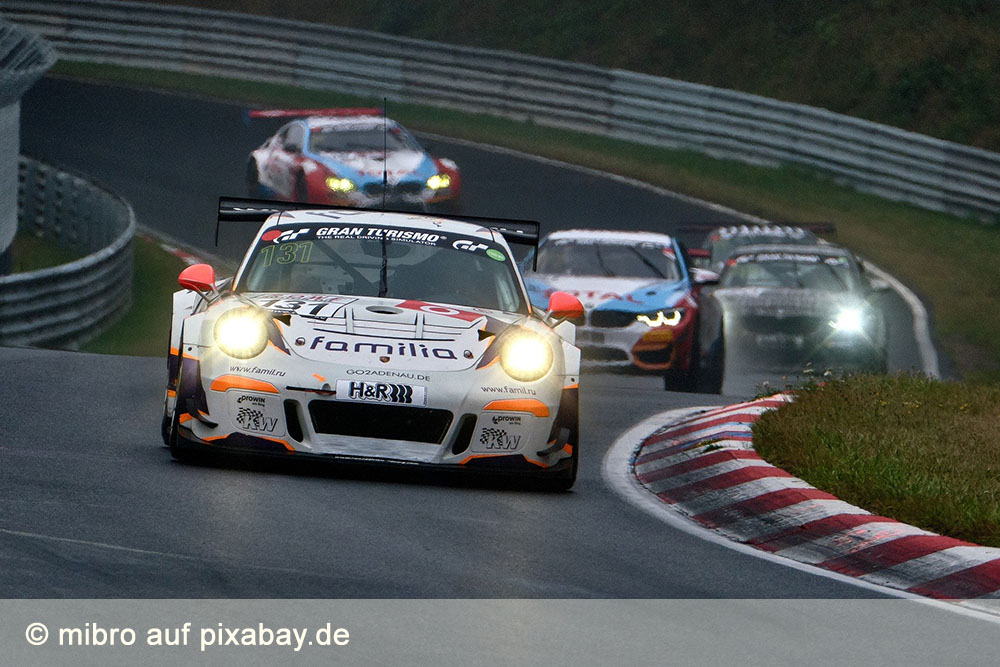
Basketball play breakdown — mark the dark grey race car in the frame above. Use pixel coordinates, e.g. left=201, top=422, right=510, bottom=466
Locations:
left=696, top=244, right=889, bottom=391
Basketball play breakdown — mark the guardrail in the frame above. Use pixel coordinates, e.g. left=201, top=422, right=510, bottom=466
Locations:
left=4, top=0, right=1000, bottom=219
left=0, top=157, right=135, bottom=348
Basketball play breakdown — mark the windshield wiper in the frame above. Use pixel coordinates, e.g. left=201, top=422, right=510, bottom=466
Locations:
left=594, top=245, right=616, bottom=278
left=627, top=247, right=666, bottom=278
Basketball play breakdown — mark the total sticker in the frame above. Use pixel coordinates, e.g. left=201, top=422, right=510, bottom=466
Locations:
left=229, top=392, right=286, bottom=437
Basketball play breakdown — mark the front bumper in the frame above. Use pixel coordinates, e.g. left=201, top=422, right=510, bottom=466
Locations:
left=171, top=352, right=576, bottom=474
left=575, top=316, right=696, bottom=373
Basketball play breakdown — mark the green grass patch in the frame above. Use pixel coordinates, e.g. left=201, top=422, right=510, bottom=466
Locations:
left=754, top=375, right=1000, bottom=547
left=48, top=62, right=1000, bottom=378
left=80, top=235, right=188, bottom=357
left=8, top=230, right=82, bottom=272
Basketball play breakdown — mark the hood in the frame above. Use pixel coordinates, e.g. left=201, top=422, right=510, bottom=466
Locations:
left=712, top=287, right=861, bottom=317
left=239, top=293, right=520, bottom=371
left=312, top=150, right=434, bottom=184
left=525, top=275, right=691, bottom=312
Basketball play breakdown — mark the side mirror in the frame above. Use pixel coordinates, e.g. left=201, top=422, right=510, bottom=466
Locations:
left=868, top=277, right=891, bottom=292
left=546, top=291, right=584, bottom=324
left=178, top=263, right=218, bottom=298
left=691, top=267, right=720, bottom=286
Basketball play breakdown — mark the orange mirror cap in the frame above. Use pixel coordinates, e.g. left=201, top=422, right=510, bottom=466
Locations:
left=548, top=291, right=584, bottom=320
left=178, top=263, right=216, bottom=292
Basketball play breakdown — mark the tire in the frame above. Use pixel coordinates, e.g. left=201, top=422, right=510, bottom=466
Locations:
left=698, top=335, right=725, bottom=394
left=536, top=452, right=577, bottom=492
left=663, top=327, right=700, bottom=392
left=167, top=374, right=203, bottom=463
left=161, top=413, right=171, bottom=447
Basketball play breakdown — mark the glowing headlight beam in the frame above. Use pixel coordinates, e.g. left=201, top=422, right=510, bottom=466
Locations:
left=214, top=308, right=270, bottom=359
left=829, top=307, right=865, bottom=333
left=499, top=330, right=553, bottom=382
left=426, top=173, right=451, bottom=190
left=636, top=310, right=682, bottom=327
left=325, top=176, right=357, bottom=193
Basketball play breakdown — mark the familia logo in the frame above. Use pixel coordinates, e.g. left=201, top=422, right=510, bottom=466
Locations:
left=310, top=336, right=457, bottom=360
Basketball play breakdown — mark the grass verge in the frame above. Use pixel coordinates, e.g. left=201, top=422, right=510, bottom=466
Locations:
left=50, top=61, right=1000, bottom=379
left=80, top=234, right=188, bottom=357
left=9, top=231, right=82, bottom=271
left=754, top=375, right=1000, bottom=547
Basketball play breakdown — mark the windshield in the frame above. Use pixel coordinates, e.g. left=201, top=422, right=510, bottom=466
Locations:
left=308, top=126, right=421, bottom=153
left=536, top=238, right=682, bottom=280
left=719, top=252, right=858, bottom=292
left=238, top=225, right=526, bottom=313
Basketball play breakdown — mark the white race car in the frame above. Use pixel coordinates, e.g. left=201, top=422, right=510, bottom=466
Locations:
left=162, top=199, right=584, bottom=490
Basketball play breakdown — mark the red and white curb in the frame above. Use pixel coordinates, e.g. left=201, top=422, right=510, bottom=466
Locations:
left=603, top=396, right=1000, bottom=619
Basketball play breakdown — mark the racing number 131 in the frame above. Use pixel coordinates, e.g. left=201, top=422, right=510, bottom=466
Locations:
left=258, top=241, right=313, bottom=266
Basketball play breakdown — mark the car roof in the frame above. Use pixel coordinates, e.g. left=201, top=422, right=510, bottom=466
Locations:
left=303, top=116, right=400, bottom=131
left=260, top=208, right=499, bottom=242
left=709, top=224, right=816, bottom=240
left=544, top=229, right=675, bottom=245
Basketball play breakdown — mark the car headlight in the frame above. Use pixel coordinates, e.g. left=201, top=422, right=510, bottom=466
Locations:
left=636, top=309, right=684, bottom=327
left=325, top=176, right=357, bottom=193
left=214, top=308, right=269, bottom=359
left=426, top=173, right=451, bottom=190
left=829, top=307, right=865, bottom=334
left=499, top=330, right=553, bottom=382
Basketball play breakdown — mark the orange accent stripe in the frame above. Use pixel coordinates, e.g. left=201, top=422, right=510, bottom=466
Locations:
left=313, top=373, right=327, bottom=383
left=201, top=434, right=294, bottom=451
left=563, top=383, right=579, bottom=390
left=209, top=375, right=279, bottom=394
left=562, top=444, right=573, bottom=456
left=179, top=414, right=193, bottom=424
left=167, top=389, right=176, bottom=398
left=482, top=399, right=550, bottom=418
left=182, top=352, right=200, bottom=361
left=457, top=454, right=552, bottom=469
left=169, top=347, right=179, bottom=356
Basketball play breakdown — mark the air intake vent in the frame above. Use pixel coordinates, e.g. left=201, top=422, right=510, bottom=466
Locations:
left=451, top=414, right=478, bottom=455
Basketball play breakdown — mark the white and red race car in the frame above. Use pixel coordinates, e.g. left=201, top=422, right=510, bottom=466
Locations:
left=246, top=108, right=461, bottom=212
left=163, top=199, right=583, bottom=489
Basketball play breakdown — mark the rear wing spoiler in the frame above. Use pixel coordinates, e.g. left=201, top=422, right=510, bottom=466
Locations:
left=246, top=108, right=382, bottom=119
left=677, top=221, right=837, bottom=236
left=217, top=197, right=541, bottom=268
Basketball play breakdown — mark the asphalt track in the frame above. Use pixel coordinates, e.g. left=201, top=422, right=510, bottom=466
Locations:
left=2, top=78, right=934, bottom=601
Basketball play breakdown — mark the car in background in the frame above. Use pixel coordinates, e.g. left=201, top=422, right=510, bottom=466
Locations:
left=246, top=108, right=461, bottom=212
left=701, top=224, right=823, bottom=273
left=163, top=198, right=583, bottom=490
left=523, top=230, right=714, bottom=391
left=697, top=243, right=889, bottom=392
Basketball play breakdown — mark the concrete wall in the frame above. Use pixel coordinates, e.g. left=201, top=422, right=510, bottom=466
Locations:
left=0, top=20, right=56, bottom=272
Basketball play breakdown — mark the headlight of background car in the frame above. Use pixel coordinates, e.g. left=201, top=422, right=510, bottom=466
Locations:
left=829, top=306, right=866, bottom=334
left=325, top=176, right=356, bottom=193
left=214, top=308, right=269, bottom=359
left=499, top=330, right=553, bottom=382
left=426, top=173, right=451, bottom=190
left=636, top=308, right=684, bottom=328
